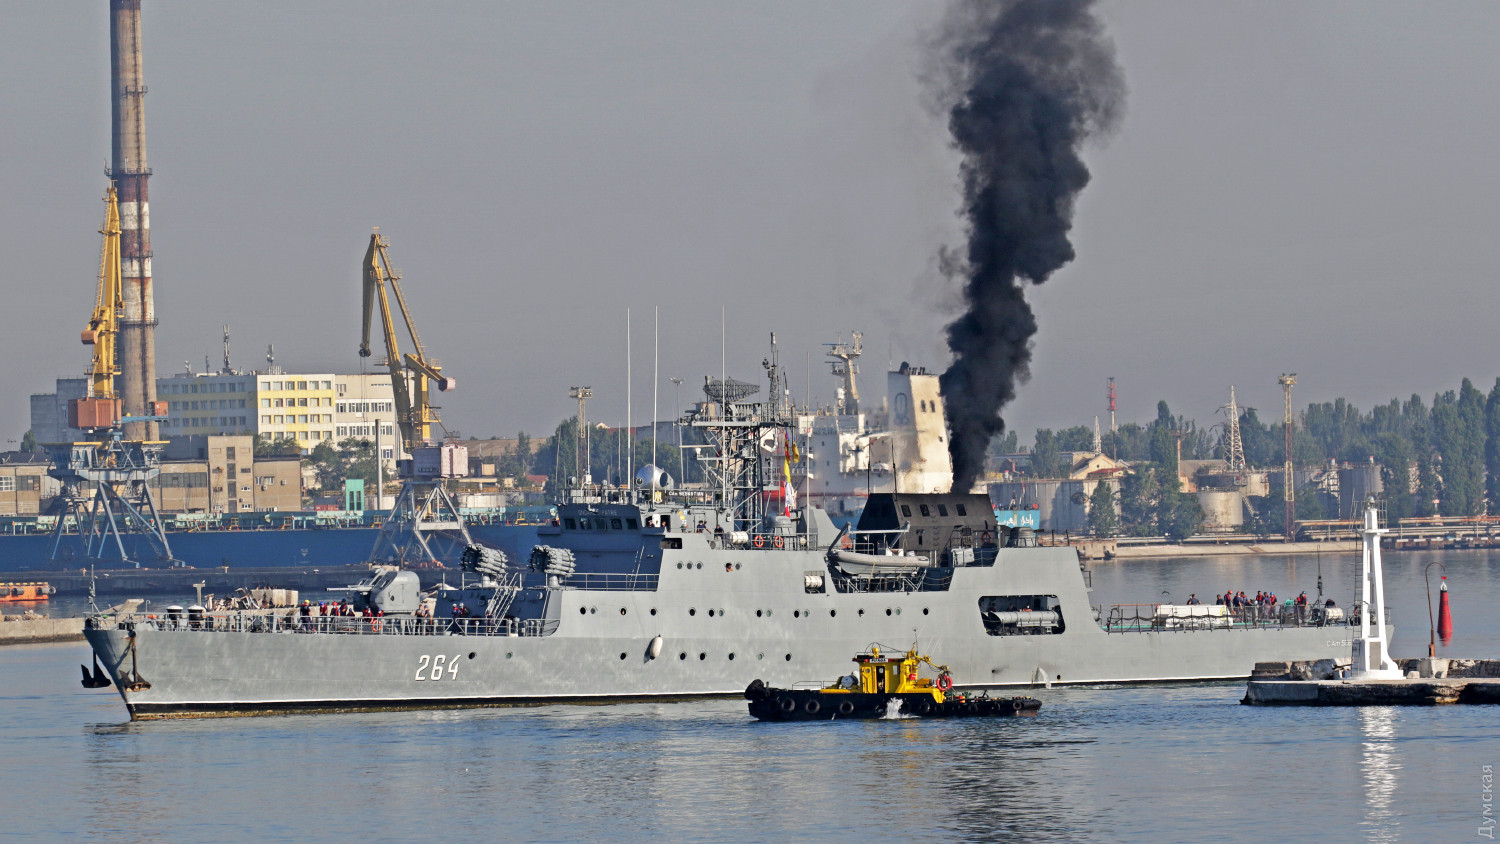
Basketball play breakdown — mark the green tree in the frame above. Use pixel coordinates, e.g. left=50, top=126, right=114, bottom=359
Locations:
left=19, top=430, right=37, bottom=452
left=255, top=433, right=303, bottom=457
left=1293, top=483, right=1328, bottom=521
left=1159, top=490, right=1203, bottom=541
left=1087, top=480, right=1119, bottom=537
left=1119, top=468, right=1159, bottom=536
left=1030, top=429, right=1060, bottom=478
left=1486, top=378, right=1500, bottom=512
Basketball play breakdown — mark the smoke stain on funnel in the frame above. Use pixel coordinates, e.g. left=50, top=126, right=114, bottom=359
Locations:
left=931, top=0, right=1124, bottom=492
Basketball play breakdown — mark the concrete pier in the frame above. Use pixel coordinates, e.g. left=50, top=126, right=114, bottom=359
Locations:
left=0, top=615, right=85, bottom=645
left=1243, top=658, right=1500, bottom=706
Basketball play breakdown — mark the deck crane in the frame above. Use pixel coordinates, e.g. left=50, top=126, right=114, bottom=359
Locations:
left=45, top=186, right=174, bottom=567
left=360, top=230, right=473, bottom=564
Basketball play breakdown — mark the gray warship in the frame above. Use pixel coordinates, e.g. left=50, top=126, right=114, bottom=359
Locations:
left=81, top=359, right=1368, bottom=719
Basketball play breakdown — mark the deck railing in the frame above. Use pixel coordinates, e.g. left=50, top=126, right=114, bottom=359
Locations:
left=1097, top=602, right=1374, bottom=633
left=93, top=612, right=560, bottom=638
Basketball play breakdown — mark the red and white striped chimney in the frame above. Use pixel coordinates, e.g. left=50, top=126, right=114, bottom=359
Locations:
left=110, top=0, right=159, bottom=440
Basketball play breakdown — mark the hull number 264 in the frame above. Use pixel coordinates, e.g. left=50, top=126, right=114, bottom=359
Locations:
left=415, top=654, right=461, bottom=681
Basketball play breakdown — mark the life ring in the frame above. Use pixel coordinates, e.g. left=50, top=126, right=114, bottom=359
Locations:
left=773, top=535, right=784, bottom=549
left=778, top=697, right=797, bottom=713
left=803, top=698, right=821, bottom=715
left=936, top=674, right=953, bottom=692
left=753, top=535, right=765, bottom=549
left=837, top=700, right=855, bottom=716
left=370, top=618, right=382, bottom=633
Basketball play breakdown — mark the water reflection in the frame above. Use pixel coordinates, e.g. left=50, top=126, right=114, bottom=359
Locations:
left=1358, top=707, right=1400, bottom=843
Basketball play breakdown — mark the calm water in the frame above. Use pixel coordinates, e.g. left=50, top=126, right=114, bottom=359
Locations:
left=3, top=550, right=1496, bottom=843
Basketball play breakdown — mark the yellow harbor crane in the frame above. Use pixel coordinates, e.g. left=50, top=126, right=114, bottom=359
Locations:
left=73, top=186, right=124, bottom=429
left=360, top=230, right=455, bottom=453
left=45, top=186, right=174, bottom=567
left=359, top=230, right=473, bottom=564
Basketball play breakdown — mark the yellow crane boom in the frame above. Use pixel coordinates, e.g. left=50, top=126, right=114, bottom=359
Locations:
left=70, top=187, right=124, bottom=431
left=360, top=230, right=454, bottom=455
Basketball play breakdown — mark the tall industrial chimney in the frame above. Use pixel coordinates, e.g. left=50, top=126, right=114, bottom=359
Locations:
left=110, top=0, right=158, bottom=440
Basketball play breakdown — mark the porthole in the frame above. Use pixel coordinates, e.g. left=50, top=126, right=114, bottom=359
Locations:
left=650, top=608, right=657, bottom=616
left=895, top=608, right=902, bottom=616
left=885, top=608, right=892, bottom=616
left=467, top=652, right=476, bottom=660
left=756, top=609, right=763, bottom=618
left=619, top=652, right=627, bottom=660
left=679, top=652, right=687, bottom=660
left=858, top=609, right=865, bottom=617
left=720, top=609, right=725, bottom=616
left=579, top=607, right=587, bottom=615
left=766, top=609, right=773, bottom=617
left=699, top=652, right=707, bottom=661
left=689, top=608, right=696, bottom=616
left=829, top=609, right=836, bottom=618
left=735, top=563, right=742, bottom=570
left=1057, top=674, right=1062, bottom=681
left=728, top=653, right=736, bottom=661
left=793, top=610, right=800, bottom=618
left=757, top=653, right=764, bottom=661
left=922, top=608, right=929, bottom=616
left=506, top=652, right=513, bottom=659
left=784, top=654, right=792, bottom=662
left=620, top=608, right=627, bottom=616
left=589, top=607, right=597, bottom=614
left=696, top=562, right=703, bottom=570
left=708, top=609, right=716, bottom=618
left=725, top=563, right=732, bottom=572
left=677, top=562, right=683, bottom=569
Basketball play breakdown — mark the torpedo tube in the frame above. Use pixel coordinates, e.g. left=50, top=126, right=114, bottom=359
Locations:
left=1437, top=576, right=1453, bottom=644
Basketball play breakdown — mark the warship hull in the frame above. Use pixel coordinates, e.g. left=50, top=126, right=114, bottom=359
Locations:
left=83, top=542, right=1359, bottom=719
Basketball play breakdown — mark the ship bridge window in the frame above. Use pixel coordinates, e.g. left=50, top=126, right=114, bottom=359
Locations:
left=901, top=505, right=912, bottom=517
left=919, top=504, right=930, bottom=517
left=626, top=519, right=639, bottom=530
left=611, top=518, right=623, bottom=530
left=978, top=595, right=1064, bottom=636
left=937, top=504, right=948, bottom=517
left=563, top=518, right=577, bottom=530
left=595, top=518, right=609, bottom=531
left=577, top=518, right=592, bottom=531
left=956, top=503, right=968, bottom=517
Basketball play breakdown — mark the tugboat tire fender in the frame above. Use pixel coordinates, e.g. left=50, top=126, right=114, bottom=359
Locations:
left=837, top=700, right=855, bottom=715
left=1011, top=698, right=1024, bottom=712
left=778, top=697, right=797, bottom=713
left=803, top=698, right=821, bottom=715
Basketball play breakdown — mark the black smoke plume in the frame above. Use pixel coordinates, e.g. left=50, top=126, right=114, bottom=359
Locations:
left=933, top=0, right=1124, bottom=492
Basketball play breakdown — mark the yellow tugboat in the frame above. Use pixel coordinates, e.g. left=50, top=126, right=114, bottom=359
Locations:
left=745, top=645, right=1042, bottom=721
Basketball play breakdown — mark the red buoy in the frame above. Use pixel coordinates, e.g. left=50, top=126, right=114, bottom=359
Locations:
left=1437, top=576, right=1453, bottom=645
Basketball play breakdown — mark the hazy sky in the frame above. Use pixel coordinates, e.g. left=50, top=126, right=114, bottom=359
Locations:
left=5, top=2, right=1500, bottom=448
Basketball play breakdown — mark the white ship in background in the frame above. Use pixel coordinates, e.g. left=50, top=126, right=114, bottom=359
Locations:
left=793, top=334, right=958, bottom=519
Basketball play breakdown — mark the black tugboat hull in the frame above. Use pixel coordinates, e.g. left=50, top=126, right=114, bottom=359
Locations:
left=744, top=680, right=1041, bottom=722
